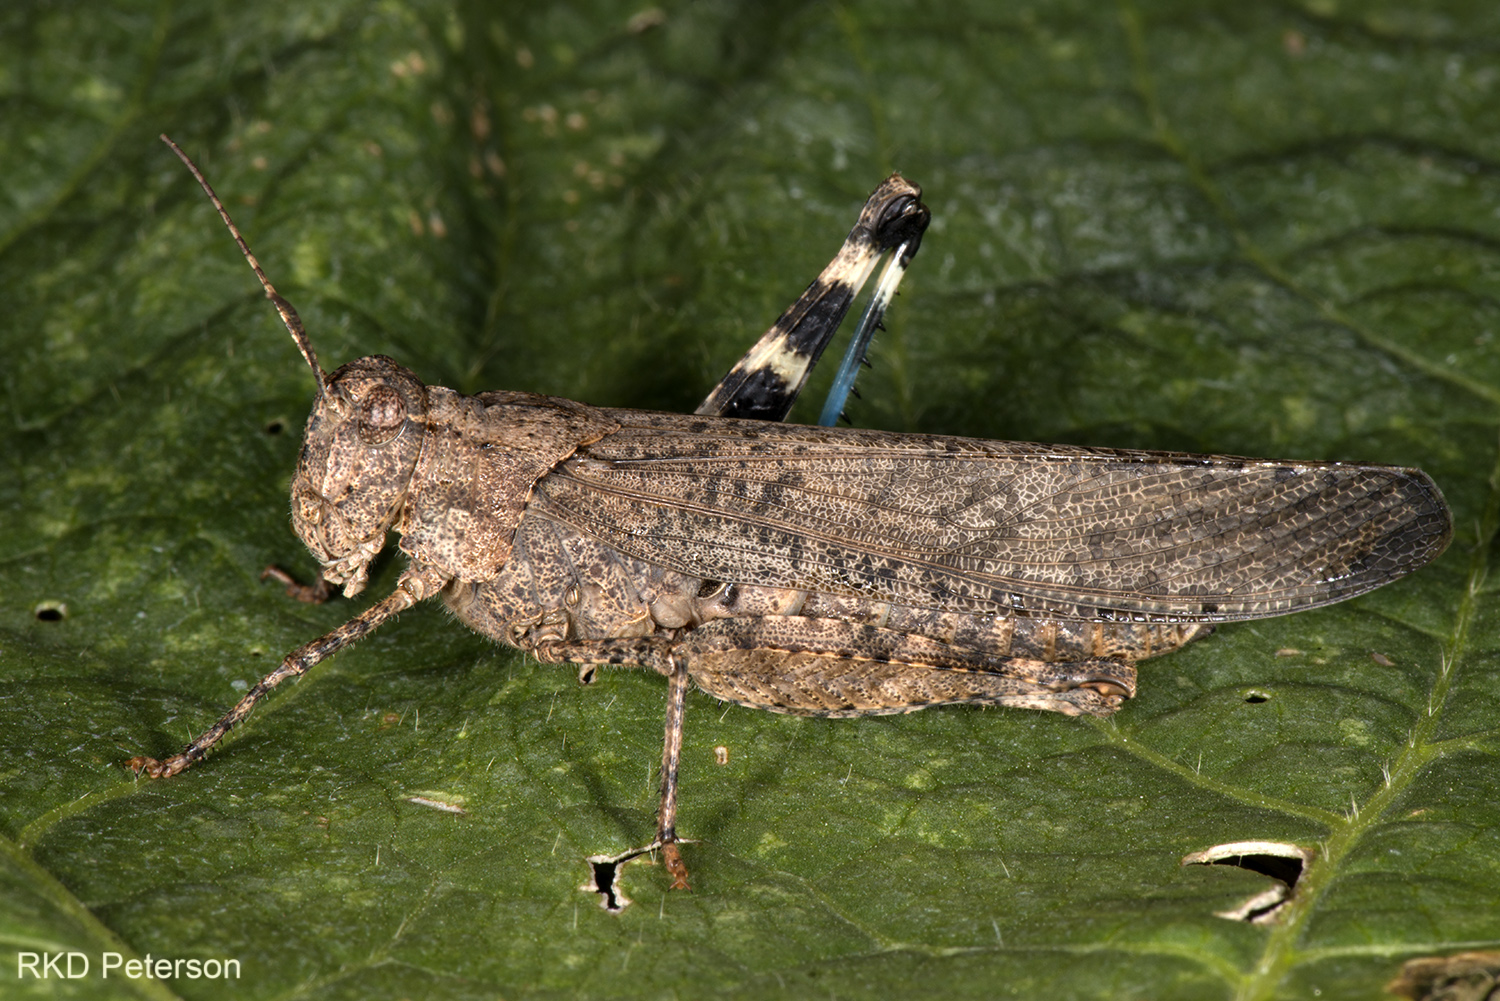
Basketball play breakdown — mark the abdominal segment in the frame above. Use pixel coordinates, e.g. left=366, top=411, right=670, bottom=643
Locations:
left=442, top=511, right=1207, bottom=708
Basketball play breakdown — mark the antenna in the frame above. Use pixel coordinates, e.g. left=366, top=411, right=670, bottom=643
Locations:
left=161, top=134, right=326, bottom=398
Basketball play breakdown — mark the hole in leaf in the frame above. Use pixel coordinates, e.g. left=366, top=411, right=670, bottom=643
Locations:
left=263, top=419, right=285, bottom=435
left=1243, top=689, right=1271, bottom=704
left=34, top=601, right=67, bottom=622
left=583, top=841, right=671, bottom=913
left=1182, top=841, right=1314, bottom=924
left=587, top=859, right=626, bottom=914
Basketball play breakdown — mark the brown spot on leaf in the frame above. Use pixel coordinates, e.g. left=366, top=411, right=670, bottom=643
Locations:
left=1387, top=951, right=1500, bottom=1001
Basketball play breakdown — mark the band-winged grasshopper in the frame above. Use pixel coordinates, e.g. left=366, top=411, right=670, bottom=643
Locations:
left=131, top=137, right=1453, bottom=889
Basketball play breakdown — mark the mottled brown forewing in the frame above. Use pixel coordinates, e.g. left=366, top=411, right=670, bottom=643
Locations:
left=533, top=411, right=1451, bottom=624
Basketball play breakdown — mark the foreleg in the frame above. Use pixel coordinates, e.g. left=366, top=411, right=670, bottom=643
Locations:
left=129, top=566, right=450, bottom=778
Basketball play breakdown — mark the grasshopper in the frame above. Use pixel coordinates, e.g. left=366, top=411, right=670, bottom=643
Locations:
left=131, top=137, right=1452, bottom=889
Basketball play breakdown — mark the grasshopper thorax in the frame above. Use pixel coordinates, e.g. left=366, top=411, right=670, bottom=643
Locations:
left=291, top=355, right=427, bottom=596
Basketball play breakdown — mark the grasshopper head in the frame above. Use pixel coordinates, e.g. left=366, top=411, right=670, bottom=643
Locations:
left=291, top=355, right=427, bottom=596
left=158, top=137, right=431, bottom=597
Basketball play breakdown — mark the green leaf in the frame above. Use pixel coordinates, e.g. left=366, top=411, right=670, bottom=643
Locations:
left=3, top=1, right=1497, bottom=999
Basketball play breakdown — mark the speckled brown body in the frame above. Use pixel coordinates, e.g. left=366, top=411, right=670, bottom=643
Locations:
left=133, top=153, right=1453, bottom=889
left=429, top=401, right=1445, bottom=719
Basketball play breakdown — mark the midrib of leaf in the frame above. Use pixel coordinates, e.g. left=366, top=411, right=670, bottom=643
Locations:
left=1232, top=427, right=1500, bottom=999
left=1117, top=6, right=1496, bottom=996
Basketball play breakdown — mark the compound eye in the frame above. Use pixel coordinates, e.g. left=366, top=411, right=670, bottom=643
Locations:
left=358, top=384, right=406, bottom=444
